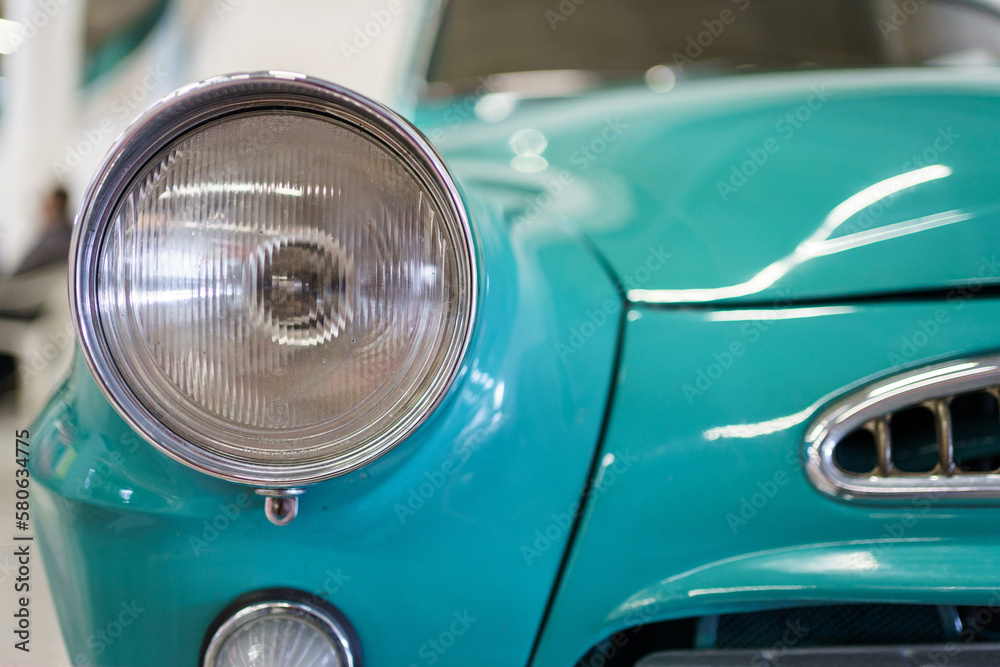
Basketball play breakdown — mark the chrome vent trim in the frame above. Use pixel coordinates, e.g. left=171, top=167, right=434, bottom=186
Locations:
left=805, top=355, right=1000, bottom=502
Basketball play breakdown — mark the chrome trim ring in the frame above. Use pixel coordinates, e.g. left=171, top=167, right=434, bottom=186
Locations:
left=805, top=355, right=1000, bottom=502
left=202, top=591, right=361, bottom=667
left=70, top=72, right=477, bottom=487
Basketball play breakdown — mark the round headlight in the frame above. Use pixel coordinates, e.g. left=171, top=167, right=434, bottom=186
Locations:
left=71, top=73, right=477, bottom=486
left=202, top=590, right=360, bottom=667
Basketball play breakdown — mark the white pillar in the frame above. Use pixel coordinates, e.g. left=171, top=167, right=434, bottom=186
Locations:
left=0, top=0, right=85, bottom=273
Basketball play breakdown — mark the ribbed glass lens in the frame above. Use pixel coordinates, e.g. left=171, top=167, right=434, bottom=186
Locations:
left=95, top=110, right=473, bottom=475
left=213, top=613, right=344, bottom=667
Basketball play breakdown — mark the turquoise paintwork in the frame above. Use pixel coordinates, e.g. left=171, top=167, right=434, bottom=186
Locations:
left=30, top=191, right=621, bottom=665
left=31, top=66, right=1000, bottom=666
left=531, top=297, right=1000, bottom=665
left=418, top=68, right=1000, bottom=304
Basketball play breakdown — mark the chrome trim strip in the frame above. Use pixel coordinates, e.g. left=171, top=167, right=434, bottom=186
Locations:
left=932, top=398, right=954, bottom=475
left=805, top=355, right=1000, bottom=502
left=70, top=72, right=478, bottom=487
left=874, top=417, right=891, bottom=477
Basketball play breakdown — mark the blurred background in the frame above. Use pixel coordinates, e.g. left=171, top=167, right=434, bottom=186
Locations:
left=5, top=0, right=1000, bottom=422
left=0, top=2, right=419, bottom=664
left=3, top=0, right=1000, bottom=663
left=0, top=0, right=423, bottom=412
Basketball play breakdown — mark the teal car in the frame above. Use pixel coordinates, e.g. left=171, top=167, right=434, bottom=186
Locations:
left=28, top=0, right=1000, bottom=665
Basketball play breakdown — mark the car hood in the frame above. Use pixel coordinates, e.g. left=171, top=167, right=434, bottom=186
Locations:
left=416, top=69, right=1000, bottom=305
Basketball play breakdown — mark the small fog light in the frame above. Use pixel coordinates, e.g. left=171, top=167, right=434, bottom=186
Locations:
left=202, top=590, right=360, bottom=667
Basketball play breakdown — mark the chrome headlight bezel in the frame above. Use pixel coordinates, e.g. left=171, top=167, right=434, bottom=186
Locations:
left=201, top=589, right=361, bottom=667
left=70, top=72, right=477, bottom=487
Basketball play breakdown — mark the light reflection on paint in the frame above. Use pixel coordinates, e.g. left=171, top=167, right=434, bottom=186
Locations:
left=630, top=166, right=956, bottom=303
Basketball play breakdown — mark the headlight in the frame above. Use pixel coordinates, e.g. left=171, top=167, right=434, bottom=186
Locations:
left=202, top=590, right=360, bottom=667
left=71, top=73, right=477, bottom=486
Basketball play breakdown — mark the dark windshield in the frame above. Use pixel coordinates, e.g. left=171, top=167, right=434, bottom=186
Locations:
left=426, top=0, right=1000, bottom=94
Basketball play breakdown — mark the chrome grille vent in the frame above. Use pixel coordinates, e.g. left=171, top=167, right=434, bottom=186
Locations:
left=806, top=356, right=1000, bottom=501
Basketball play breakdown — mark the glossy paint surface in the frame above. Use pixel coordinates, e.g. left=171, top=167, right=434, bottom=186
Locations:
left=30, top=190, right=621, bottom=666
left=418, top=68, right=1000, bottom=304
left=417, top=68, right=1000, bottom=663
left=31, top=66, right=1000, bottom=667
left=532, top=297, right=1000, bottom=665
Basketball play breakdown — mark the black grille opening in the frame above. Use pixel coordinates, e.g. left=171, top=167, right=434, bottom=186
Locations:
left=577, top=604, right=1000, bottom=667
left=834, top=428, right=878, bottom=475
left=959, top=605, right=1000, bottom=642
left=889, top=407, right=938, bottom=473
left=952, top=392, right=1000, bottom=473
left=711, top=604, right=945, bottom=649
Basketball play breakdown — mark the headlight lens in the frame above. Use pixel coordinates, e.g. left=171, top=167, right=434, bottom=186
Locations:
left=72, top=74, right=476, bottom=485
left=202, top=593, right=359, bottom=667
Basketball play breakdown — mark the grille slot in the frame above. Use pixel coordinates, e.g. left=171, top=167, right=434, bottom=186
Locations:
left=952, top=390, right=1000, bottom=472
left=806, top=356, right=1000, bottom=501
left=835, top=393, right=1000, bottom=478
left=888, top=405, right=941, bottom=474
left=833, top=428, right=878, bottom=475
